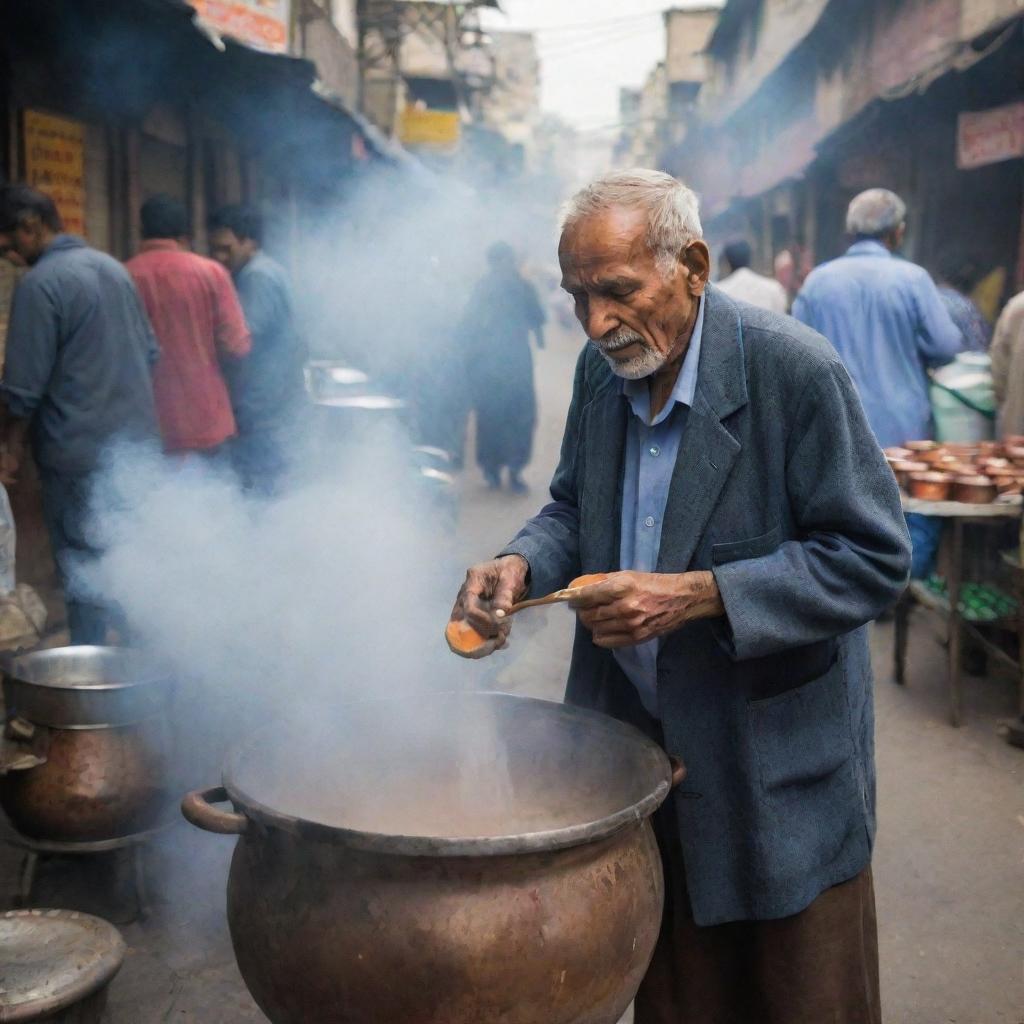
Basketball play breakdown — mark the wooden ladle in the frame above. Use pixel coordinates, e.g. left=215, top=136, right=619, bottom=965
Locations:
left=446, top=573, right=609, bottom=658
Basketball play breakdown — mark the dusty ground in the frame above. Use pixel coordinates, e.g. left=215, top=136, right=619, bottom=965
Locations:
left=2, top=328, right=1022, bottom=1022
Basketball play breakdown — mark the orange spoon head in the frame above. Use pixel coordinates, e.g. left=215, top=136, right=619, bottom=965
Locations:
left=445, top=619, right=489, bottom=658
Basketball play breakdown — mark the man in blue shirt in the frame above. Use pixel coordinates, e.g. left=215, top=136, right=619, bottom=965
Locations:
left=0, top=185, right=159, bottom=643
left=794, top=188, right=961, bottom=578
left=448, top=170, right=910, bottom=1023
left=793, top=188, right=961, bottom=448
left=208, top=204, right=307, bottom=494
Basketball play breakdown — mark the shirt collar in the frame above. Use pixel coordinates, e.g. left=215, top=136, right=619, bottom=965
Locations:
left=846, top=239, right=891, bottom=258
left=621, top=293, right=705, bottom=426
left=139, top=239, right=182, bottom=253
left=40, top=234, right=86, bottom=259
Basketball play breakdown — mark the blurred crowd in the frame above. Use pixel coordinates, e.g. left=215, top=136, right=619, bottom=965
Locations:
left=0, top=184, right=307, bottom=644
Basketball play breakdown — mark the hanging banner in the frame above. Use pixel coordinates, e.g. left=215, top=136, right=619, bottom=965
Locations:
left=23, top=110, right=86, bottom=237
left=190, top=0, right=291, bottom=54
left=957, top=101, right=1024, bottom=170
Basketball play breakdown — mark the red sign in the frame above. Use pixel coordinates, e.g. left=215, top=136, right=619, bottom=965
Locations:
left=190, top=0, right=290, bottom=54
left=957, top=102, right=1024, bottom=170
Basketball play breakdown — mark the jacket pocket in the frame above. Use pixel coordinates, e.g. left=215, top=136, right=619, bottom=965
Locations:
left=711, top=525, right=782, bottom=566
left=747, top=654, right=853, bottom=792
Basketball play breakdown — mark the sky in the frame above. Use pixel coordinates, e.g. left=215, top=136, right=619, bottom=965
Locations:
left=481, top=1, right=723, bottom=134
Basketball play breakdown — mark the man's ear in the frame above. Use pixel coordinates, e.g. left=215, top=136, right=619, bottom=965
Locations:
left=681, top=241, right=711, bottom=294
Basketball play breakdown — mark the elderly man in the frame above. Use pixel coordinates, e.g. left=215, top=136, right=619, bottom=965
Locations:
left=793, top=188, right=961, bottom=448
left=794, top=188, right=961, bottom=581
left=0, top=184, right=159, bottom=643
left=448, top=170, right=910, bottom=1023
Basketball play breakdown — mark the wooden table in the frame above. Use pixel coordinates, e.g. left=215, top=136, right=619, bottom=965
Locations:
left=895, top=495, right=1023, bottom=727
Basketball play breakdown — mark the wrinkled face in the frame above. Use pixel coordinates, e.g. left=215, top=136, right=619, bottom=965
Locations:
left=209, top=227, right=257, bottom=273
left=0, top=217, right=48, bottom=266
left=559, top=206, right=708, bottom=379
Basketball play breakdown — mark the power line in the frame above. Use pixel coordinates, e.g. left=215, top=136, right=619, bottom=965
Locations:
left=538, top=22, right=662, bottom=55
left=539, top=21, right=664, bottom=60
left=516, top=9, right=669, bottom=35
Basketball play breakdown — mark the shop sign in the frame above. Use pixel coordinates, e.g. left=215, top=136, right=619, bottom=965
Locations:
left=398, top=108, right=461, bottom=148
left=190, top=0, right=291, bottom=54
left=23, top=110, right=86, bottom=237
left=957, top=102, right=1024, bottom=170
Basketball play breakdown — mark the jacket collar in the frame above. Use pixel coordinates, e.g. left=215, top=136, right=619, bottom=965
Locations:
left=585, top=283, right=748, bottom=420
left=693, top=283, right=748, bottom=422
left=579, top=284, right=749, bottom=575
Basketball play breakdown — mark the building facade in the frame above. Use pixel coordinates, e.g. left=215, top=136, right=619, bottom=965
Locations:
left=672, top=0, right=1024, bottom=306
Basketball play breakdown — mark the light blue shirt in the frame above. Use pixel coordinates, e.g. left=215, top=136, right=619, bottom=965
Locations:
left=615, top=296, right=705, bottom=717
left=792, top=240, right=961, bottom=448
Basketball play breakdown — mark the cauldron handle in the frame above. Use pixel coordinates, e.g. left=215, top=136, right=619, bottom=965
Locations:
left=181, top=786, right=248, bottom=835
left=668, top=756, right=687, bottom=788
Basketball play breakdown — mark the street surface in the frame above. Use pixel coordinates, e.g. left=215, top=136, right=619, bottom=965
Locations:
left=0, top=323, right=1021, bottom=1022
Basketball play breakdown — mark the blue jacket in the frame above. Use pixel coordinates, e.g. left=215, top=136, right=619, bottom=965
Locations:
left=501, top=285, right=911, bottom=926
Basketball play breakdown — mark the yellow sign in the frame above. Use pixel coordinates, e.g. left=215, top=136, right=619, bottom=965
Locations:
left=23, top=110, right=86, bottom=237
left=399, top=108, right=461, bottom=148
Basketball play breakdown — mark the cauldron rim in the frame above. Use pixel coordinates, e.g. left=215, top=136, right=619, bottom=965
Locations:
left=221, top=692, right=673, bottom=858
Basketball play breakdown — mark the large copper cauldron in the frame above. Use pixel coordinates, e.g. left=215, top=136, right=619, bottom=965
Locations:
left=0, top=647, right=173, bottom=842
left=183, top=692, right=678, bottom=1024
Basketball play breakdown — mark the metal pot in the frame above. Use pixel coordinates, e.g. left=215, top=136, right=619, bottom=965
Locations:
left=917, top=447, right=951, bottom=465
left=951, top=475, right=998, bottom=504
left=0, top=647, right=173, bottom=843
left=183, top=693, right=678, bottom=1024
left=890, top=460, right=928, bottom=488
left=908, top=471, right=952, bottom=501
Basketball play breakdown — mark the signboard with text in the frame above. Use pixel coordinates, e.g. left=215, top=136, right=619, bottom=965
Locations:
left=398, top=107, right=461, bottom=148
left=23, top=110, right=86, bottom=237
left=190, top=0, right=290, bottom=54
left=957, top=102, right=1024, bottom=170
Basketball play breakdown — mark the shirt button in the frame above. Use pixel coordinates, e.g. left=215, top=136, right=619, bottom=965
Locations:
left=644, top=516, right=656, bottom=528
left=649, top=445, right=661, bottom=457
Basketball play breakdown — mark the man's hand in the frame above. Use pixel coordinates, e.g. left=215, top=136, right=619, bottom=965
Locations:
left=570, top=570, right=724, bottom=649
left=447, top=555, right=530, bottom=659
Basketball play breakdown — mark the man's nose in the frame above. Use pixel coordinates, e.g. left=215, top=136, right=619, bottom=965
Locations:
left=581, top=296, right=618, bottom=340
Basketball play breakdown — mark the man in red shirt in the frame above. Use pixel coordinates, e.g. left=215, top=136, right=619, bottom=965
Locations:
left=127, top=195, right=251, bottom=455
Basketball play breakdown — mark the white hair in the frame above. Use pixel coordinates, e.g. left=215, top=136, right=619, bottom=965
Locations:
left=560, top=169, right=703, bottom=274
left=846, top=188, right=907, bottom=238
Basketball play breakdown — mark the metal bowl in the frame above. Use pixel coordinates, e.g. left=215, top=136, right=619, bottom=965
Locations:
left=0, top=909, right=125, bottom=1022
left=2, top=647, right=172, bottom=729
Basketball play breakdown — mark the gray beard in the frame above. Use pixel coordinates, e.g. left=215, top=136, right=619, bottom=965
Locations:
left=592, top=330, right=667, bottom=379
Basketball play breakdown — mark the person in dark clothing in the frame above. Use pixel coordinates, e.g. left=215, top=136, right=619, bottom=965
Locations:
left=0, top=184, right=160, bottom=643
left=208, top=204, right=307, bottom=494
left=934, top=250, right=992, bottom=353
left=462, top=243, right=546, bottom=493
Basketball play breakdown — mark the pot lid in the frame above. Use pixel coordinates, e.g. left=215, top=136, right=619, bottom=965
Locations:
left=224, top=692, right=673, bottom=857
left=0, top=909, right=125, bottom=1021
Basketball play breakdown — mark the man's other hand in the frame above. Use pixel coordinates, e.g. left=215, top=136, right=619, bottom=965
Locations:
left=447, top=555, right=530, bottom=659
left=570, top=570, right=725, bottom=649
